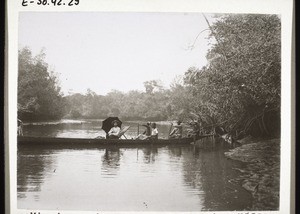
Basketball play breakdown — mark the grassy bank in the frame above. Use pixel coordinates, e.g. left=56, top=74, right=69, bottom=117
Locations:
left=224, top=137, right=280, bottom=210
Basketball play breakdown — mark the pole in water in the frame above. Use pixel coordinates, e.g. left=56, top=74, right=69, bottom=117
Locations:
left=137, top=124, right=139, bottom=135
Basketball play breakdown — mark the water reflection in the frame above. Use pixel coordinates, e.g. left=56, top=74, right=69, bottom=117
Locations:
left=141, top=147, right=158, bottom=164
left=18, top=119, right=253, bottom=211
left=17, top=145, right=57, bottom=201
left=18, top=143, right=252, bottom=211
left=169, top=146, right=182, bottom=157
left=101, top=148, right=122, bottom=176
left=181, top=146, right=252, bottom=211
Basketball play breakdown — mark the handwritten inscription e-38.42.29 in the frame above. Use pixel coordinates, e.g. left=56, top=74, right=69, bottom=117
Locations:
left=22, top=0, right=79, bottom=7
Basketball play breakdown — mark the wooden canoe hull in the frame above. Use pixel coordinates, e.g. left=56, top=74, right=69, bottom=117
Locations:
left=17, top=136, right=195, bottom=147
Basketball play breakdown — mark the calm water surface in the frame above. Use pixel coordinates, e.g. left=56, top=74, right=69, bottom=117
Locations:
left=18, top=119, right=252, bottom=211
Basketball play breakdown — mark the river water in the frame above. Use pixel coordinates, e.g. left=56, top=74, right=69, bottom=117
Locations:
left=18, top=119, right=252, bottom=211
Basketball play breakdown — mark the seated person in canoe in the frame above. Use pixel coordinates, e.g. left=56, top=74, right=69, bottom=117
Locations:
left=108, top=120, right=121, bottom=139
left=149, top=122, right=158, bottom=140
left=169, top=120, right=183, bottom=139
left=135, top=122, right=151, bottom=140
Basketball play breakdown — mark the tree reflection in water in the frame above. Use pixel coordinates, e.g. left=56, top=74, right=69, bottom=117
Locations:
left=181, top=145, right=253, bottom=211
left=17, top=144, right=57, bottom=201
left=17, top=141, right=253, bottom=211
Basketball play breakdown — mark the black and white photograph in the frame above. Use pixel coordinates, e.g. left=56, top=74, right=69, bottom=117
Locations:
left=6, top=0, right=293, bottom=213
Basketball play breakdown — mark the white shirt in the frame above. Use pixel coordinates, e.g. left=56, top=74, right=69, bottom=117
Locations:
left=151, top=128, right=158, bottom=136
left=108, top=126, right=121, bottom=136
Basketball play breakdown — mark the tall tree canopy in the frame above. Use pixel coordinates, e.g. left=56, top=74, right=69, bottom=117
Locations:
left=183, top=14, right=281, bottom=137
left=18, top=47, right=67, bottom=120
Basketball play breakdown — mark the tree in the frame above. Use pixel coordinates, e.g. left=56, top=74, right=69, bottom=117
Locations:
left=143, top=80, right=164, bottom=94
left=182, top=14, right=281, bottom=137
left=18, top=47, right=67, bottom=121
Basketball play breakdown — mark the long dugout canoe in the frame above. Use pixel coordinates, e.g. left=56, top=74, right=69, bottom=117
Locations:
left=17, top=136, right=196, bottom=146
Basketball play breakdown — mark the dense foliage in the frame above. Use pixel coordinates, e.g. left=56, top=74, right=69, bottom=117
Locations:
left=18, top=47, right=68, bottom=121
left=182, top=14, right=281, bottom=137
left=65, top=81, right=172, bottom=121
left=18, top=14, right=281, bottom=137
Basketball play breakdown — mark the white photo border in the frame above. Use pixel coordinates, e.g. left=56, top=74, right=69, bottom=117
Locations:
left=6, top=0, right=294, bottom=213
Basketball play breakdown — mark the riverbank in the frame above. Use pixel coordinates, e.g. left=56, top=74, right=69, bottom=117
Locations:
left=224, top=137, right=280, bottom=210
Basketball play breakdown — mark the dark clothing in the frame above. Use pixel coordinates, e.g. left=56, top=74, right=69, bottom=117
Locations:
left=142, top=124, right=151, bottom=136
left=188, top=122, right=200, bottom=139
left=149, top=135, right=158, bottom=140
left=215, top=126, right=226, bottom=136
left=108, top=135, right=119, bottom=139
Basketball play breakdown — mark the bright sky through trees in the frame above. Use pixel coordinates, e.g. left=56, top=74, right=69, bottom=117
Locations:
left=19, top=12, right=214, bottom=95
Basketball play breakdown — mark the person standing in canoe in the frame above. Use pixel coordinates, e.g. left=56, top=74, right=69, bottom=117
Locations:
left=108, top=120, right=121, bottom=139
left=17, top=119, right=23, bottom=136
left=169, top=120, right=183, bottom=138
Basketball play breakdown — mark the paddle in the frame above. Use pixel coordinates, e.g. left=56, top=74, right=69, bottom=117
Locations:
left=168, top=122, right=173, bottom=139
